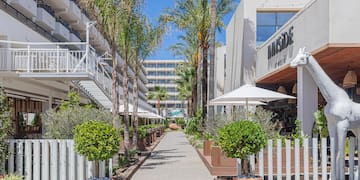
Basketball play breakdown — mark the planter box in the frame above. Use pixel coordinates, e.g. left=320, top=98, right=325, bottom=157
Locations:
left=203, top=140, right=213, bottom=156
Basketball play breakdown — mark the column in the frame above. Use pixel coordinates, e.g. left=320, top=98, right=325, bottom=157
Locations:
left=297, top=67, right=318, bottom=136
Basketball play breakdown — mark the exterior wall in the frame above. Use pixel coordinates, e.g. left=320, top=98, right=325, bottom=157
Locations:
left=215, top=46, right=226, bottom=98
left=225, top=0, right=311, bottom=93
left=256, top=0, right=330, bottom=80
left=144, top=60, right=185, bottom=118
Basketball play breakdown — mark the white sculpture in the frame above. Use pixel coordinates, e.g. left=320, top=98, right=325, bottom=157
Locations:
left=290, top=47, right=360, bottom=180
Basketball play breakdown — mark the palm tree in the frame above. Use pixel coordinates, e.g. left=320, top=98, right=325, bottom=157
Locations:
left=131, top=15, right=164, bottom=149
left=147, top=86, right=169, bottom=115
left=162, top=0, right=234, bottom=123
left=208, top=0, right=217, bottom=130
left=80, top=0, right=121, bottom=129
left=175, top=63, right=194, bottom=116
left=169, top=30, right=199, bottom=117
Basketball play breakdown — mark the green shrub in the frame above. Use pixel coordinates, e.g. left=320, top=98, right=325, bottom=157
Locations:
left=218, top=120, right=267, bottom=176
left=0, top=83, right=13, bottom=173
left=314, top=108, right=328, bottom=138
left=175, top=118, right=185, bottom=125
left=73, top=121, right=121, bottom=161
left=43, top=92, right=114, bottom=139
left=137, top=126, right=148, bottom=139
left=4, top=174, right=23, bottom=180
left=185, top=117, right=201, bottom=135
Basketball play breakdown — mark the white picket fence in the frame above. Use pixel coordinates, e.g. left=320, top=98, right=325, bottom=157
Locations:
left=247, top=137, right=359, bottom=180
left=4, top=139, right=112, bottom=180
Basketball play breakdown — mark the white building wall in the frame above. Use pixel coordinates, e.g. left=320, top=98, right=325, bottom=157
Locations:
left=0, top=10, right=50, bottom=42
left=256, top=0, right=329, bottom=81
left=214, top=46, right=226, bottom=98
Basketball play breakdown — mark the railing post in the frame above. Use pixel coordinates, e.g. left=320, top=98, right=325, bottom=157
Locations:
left=27, top=45, right=30, bottom=72
left=56, top=46, right=60, bottom=72
left=66, top=51, right=69, bottom=72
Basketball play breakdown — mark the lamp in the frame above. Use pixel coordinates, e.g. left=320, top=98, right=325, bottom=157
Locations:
left=343, top=70, right=357, bottom=88
left=292, top=83, right=297, bottom=94
left=277, top=86, right=287, bottom=94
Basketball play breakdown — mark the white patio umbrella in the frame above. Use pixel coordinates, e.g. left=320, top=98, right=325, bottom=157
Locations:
left=209, top=100, right=266, bottom=106
left=209, top=84, right=296, bottom=119
left=119, top=104, right=148, bottom=114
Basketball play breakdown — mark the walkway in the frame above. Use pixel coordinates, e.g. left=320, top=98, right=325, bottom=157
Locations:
left=132, top=131, right=214, bottom=180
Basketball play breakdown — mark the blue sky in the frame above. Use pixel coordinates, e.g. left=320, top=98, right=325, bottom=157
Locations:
left=144, top=0, right=240, bottom=60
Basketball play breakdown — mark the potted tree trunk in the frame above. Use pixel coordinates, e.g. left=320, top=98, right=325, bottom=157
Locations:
left=218, top=120, right=267, bottom=180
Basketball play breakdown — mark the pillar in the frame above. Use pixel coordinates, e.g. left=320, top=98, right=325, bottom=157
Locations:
left=297, top=67, right=318, bottom=136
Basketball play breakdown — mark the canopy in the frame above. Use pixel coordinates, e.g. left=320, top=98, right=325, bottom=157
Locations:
left=209, top=100, right=266, bottom=106
left=210, top=84, right=296, bottom=103
left=119, top=104, right=164, bottom=119
left=209, top=84, right=296, bottom=119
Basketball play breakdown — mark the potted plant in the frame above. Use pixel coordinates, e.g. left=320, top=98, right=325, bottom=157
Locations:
left=137, top=126, right=148, bottom=151
left=73, top=120, right=121, bottom=179
left=218, top=120, right=267, bottom=179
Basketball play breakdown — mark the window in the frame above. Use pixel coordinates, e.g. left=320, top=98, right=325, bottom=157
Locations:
left=176, top=104, right=182, bottom=108
left=146, top=64, right=156, bottom=68
left=158, top=63, right=166, bottom=68
left=167, top=87, right=176, bottom=92
left=167, top=63, right=175, bottom=68
left=256, top=12, right=296, bottom=46
left=158, top=71, right=166, bottom=76
left=148, top=71, right=156, bottom=76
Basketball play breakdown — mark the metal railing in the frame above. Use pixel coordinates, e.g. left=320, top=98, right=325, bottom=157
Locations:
left=0, top=40, right=113, bottom=102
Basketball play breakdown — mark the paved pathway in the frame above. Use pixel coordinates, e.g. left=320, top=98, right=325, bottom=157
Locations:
left=132, top=131, right=214, bottom=180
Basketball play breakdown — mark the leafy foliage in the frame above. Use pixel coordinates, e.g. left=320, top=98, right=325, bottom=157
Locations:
left=250, top=107, right=278, bottom=139
left=0, top=83, right=13, bottom=173
left=3, top=174, right=23, bottom=180
left=42, top=92, right=113, bottom=139
left=218, top=120, right=267, bottom=159
left=314, top=108, right=328, bottom=138
left=74, top=121, right=121, bottom=161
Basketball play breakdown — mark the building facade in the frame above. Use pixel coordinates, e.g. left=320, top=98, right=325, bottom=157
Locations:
left=144, top=60, right=185, bottom=118
left=0, top=0, right=153, bottom=138
left=224, top=0, right=360, bottom=135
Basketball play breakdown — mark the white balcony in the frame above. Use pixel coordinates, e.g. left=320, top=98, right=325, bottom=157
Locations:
left=74, top=14, right=89, bottom=31
left=43, top=0, right=70, bottom=10
left=0, top=40, right=113, bottom=109
left=139, top=70, right=148, bottom=84
left=7, top=0, right=37, bottom=18
left=35, top=8, right=56, bottom=31
left=53, top=22, right=70, bottom=41
left=70, top=33, right=83, bottom=50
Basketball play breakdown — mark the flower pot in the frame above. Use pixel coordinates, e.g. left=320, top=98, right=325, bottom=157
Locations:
left=0, top=175, right=4, bottom=180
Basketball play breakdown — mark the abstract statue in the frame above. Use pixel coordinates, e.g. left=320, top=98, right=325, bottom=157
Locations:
left=290, top=47, right=360, bottom=180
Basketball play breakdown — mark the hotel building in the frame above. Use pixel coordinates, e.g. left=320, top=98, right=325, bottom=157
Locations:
left=222, top=0, right=360, bottom=135
left=0, top=0, right=153, bottom=138
left=144, top=60, right=185, bottom=118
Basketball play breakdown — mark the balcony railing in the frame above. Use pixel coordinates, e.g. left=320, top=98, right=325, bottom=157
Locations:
left=0, top=40, right=113, bottom=108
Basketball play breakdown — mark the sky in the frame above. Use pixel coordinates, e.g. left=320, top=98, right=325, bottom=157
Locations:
left=143, top=0, right=240, bottom=60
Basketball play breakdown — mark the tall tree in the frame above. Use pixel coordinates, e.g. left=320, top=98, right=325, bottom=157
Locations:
left=169, top=29, right=199, bottom=117
left=147, top=86, right=169, bottom=115
left=208, top=0, right=216, bottom=131
left=174, top=63, right=194, bottom=117
left=131, top=15, right=164, bottom=149
left=81, top=0, right=121, bottom=129
left=116, top=0, right=142, bottom=156
left=162, top=0, right=234, bottom=125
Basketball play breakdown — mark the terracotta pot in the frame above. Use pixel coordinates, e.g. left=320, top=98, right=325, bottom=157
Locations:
left=169, top=123, right=179, bottom=130
left=0, top=175, right=4, bottom=180
left=232, top=176, right=262, bottom=180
